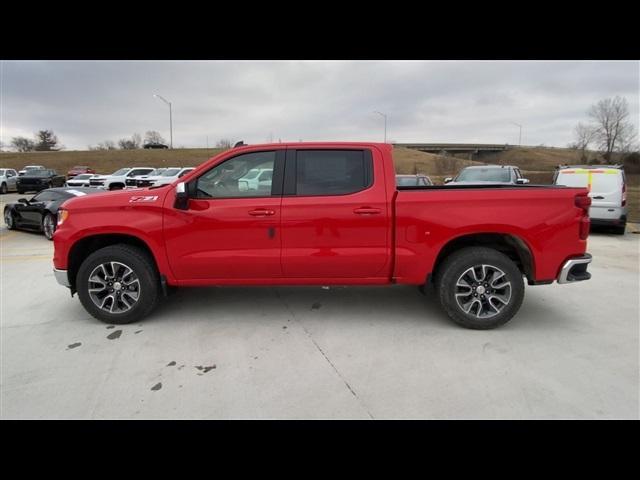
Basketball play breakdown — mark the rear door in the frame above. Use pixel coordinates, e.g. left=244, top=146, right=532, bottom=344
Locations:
left=280, top=147, right=390, bottom=278
left=589, top=169, right=624, bottom=219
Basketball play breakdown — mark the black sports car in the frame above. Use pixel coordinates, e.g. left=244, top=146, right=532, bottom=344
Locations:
left=16, top=169, right=66, bottom=193
left=4, top=187, right=101, bottom=240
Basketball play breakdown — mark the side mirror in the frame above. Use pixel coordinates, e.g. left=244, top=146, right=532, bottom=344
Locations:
left=516, top=178, right=530, bottom=184
left=444, top=177, right=453, bottom=184
left=18, top=198, right=29, bottom=204
left=174, top=182, right=189, bottom=210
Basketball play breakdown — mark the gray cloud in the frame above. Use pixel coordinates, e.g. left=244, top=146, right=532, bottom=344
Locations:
left=1, top=60, right=638, bottom=149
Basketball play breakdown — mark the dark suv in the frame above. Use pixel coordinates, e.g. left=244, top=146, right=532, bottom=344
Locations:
left=16, top=169, right=66, bottom=193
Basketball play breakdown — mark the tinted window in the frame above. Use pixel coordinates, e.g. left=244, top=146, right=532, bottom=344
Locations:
left=295, top=150, right=371, bottom=196
left=32, top=191, right=61, bottom=202
left=196, top=151, right=276, bottom=198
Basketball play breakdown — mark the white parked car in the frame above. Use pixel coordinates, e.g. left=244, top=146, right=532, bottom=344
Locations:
left=0, top=169, right=19, bottom=194
left=124, top=168, right=168, bottom=188
left=238, top=167, right=273, bottom=191
left=89, top=167, right=156, bottom=190
left=65, top=173, right=96, bottom=188
left=18, top=165, right=46, bottom=176
left=553, top=164, right=628, bottom=234
left=151, top=167, right=195, bottom=187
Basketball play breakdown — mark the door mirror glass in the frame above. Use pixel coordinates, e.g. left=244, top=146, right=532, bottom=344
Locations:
left=18, top=198, right=29, bottom=204
left=174, top=182, right=189, bottom=210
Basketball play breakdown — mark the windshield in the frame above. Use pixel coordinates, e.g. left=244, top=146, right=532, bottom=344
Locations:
left=397, top=177, right=417, bottom=186
left=28, top=170, right=53, bottom=177
left=111, top=168, right=130, bottom=176
left=161, top=168, right=181, bottom=176
left=0, top=170, right=5, bottom=175
left=456, top=168, right=511, bottom=182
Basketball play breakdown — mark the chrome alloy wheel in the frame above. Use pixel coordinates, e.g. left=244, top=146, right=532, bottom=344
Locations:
left=454, top=264, right=512, bottom=319
left=88, top=262, right=141, bottom=314
left=43, top=214, right=55, bottom=239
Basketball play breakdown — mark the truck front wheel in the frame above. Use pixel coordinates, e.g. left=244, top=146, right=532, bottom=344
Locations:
left=76, top=244, right=160, bottom=324
left=435, top=247, right=525, bottom=329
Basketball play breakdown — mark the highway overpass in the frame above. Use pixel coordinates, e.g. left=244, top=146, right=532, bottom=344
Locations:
left=394, top=143, right=512, bottom=157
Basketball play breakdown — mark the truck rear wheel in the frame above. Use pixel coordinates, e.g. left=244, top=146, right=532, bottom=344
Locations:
left=76, top=244, right=160, bottom=324
left=435, top=247, right=525, bottom=329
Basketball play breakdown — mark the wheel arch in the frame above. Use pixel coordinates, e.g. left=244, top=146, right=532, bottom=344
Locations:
left=67, top=233, right=160, bottom=291
left=430, top=232, right=535, bottom=284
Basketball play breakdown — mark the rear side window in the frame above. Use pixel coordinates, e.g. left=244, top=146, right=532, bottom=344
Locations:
left=295, top=150, right=372, bottom=196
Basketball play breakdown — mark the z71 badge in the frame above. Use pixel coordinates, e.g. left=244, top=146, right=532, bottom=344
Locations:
left=129, top=195, right=159, bottom=203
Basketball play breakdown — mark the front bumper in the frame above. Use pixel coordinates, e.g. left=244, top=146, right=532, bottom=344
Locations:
left=54, top=268, right=71, bottom=288
left=557, top=254, right=592, bottom=284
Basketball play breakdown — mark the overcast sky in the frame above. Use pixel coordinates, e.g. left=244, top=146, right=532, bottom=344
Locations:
left=1, top=60, right=638, bottom=150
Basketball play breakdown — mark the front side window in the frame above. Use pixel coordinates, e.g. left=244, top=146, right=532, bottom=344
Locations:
left=195, top=151, right=276, bottom=198
left=295, top=150, right=371, bottom=196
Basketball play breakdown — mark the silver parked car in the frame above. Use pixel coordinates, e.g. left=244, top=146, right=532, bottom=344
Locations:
left=0, top=169, right=19, bottom=194
left=445, top=165, right=530, bottom=185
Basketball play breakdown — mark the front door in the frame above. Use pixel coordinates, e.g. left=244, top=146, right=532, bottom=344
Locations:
left=164, top=149, right=285, bottom=281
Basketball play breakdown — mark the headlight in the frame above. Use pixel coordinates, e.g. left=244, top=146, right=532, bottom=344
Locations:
left=57, top=209, right=69, bottom=226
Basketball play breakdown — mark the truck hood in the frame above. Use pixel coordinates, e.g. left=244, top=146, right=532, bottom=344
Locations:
left=60, top=185, right=170, bottom=211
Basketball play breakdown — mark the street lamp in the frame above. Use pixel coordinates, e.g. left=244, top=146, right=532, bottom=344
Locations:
left=374, top=111, right=387, bottom=143
left=511, top=122, right=522, bottom=146
left=154, top=94, right=173, bottom=149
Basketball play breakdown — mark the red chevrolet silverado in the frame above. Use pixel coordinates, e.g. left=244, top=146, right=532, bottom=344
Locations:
left=52, top=142, right=592, bottom=329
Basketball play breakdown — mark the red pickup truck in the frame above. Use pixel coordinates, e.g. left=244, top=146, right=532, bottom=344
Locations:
left=52, top=142, right=592, bottom=329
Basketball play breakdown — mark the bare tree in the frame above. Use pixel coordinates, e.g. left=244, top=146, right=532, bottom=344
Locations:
left=144, top=130, right=166, bottom=145
left=571, top=123, right=596, bottom=162
left=216, top=138, right=233, bottom=149
left=11, top=136, right=36, bottom=152
left=588, top=96, right=636, bottom=161
left=118, top=133, right=142, bottom=150
left=34, top=129, right=62, bottom=151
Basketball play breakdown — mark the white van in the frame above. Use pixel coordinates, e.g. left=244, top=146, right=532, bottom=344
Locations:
left=553, top=165, right=627, bottom=234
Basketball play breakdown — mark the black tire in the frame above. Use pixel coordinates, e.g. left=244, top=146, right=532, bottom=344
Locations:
left=612, top=224, right=626, bottom=235
left=42, top=213, right=56, bottom=240
left=435, top=247, right=525, bottom=330
left=76, top=244, right=160, bottom=324
left=17, top=189, right=24, bottom=195
left=4, top=208, right=15, bottom=230
left=0, top=183, right=7, bottom=194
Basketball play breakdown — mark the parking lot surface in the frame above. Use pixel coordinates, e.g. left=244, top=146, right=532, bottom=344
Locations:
left=1, top=192, right=638, bottom=419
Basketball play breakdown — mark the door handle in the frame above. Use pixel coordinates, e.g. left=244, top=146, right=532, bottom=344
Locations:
left=592, top=196, right=605, bottom=200
left=248, top=209, right=275, bottom=216
left=353, top=207, right=381, bottom=215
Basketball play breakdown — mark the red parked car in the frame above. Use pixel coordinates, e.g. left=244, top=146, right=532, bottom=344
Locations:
left=52, top=142, right=592, bottom=329
left=67, top=166, right=95, bottom=178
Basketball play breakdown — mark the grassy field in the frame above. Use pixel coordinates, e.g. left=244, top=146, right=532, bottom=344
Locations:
left=1, top=145, right=637, bottom=221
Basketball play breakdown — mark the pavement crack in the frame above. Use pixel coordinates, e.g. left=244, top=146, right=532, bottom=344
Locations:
left=274, top=288, right=375, bottom=420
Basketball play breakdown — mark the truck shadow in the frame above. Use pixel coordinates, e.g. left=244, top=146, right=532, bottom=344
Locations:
left=150, top=283, right=572, bottom=332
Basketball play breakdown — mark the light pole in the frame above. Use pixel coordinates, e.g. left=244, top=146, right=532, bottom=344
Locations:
left=374, top=111, right=387, bottom=143
left=511, top=122, right=522, bottom=146
left=154, top=94, right=173, bottom=149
